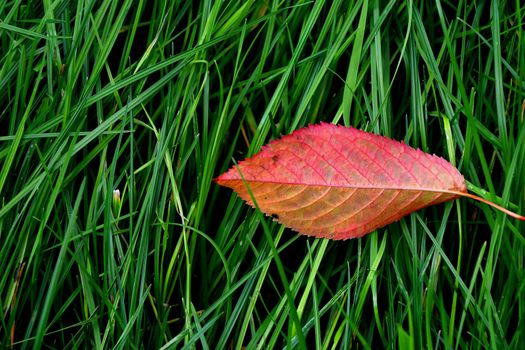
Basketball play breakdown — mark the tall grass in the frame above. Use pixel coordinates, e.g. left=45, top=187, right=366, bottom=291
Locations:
left=1, top=0, right=524, bottom=348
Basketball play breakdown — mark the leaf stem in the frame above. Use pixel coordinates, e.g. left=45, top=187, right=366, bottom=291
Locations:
left=458, top=192, right=525, bottom=221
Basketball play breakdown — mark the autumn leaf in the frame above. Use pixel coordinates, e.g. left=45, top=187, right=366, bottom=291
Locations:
left=215, top=123, right=524, bottom=240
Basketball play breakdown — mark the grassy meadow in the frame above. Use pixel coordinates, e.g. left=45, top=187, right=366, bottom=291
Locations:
left=1, top=0, right=524, bottom=348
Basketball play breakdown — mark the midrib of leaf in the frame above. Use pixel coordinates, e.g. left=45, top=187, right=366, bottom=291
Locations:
left=223, top=179, right=464, bottom=193
left=222, top=179, right=525, bottom=221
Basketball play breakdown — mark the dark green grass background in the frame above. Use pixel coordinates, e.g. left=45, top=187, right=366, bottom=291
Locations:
left=1, top=0, right=524, bottom=348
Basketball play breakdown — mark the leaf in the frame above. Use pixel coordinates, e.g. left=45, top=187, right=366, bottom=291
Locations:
left=215, top=123, right=524, bottom=240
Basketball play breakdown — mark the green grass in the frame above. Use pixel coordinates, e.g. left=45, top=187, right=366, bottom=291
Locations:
left=1, top=0, right=524, bottom=348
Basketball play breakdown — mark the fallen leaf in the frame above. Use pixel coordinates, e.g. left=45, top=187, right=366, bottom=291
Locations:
left=215, top=123, right=524, bottom=240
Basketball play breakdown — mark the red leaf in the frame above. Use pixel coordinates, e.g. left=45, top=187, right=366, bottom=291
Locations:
left=216, top=123, right=524, bottom=240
